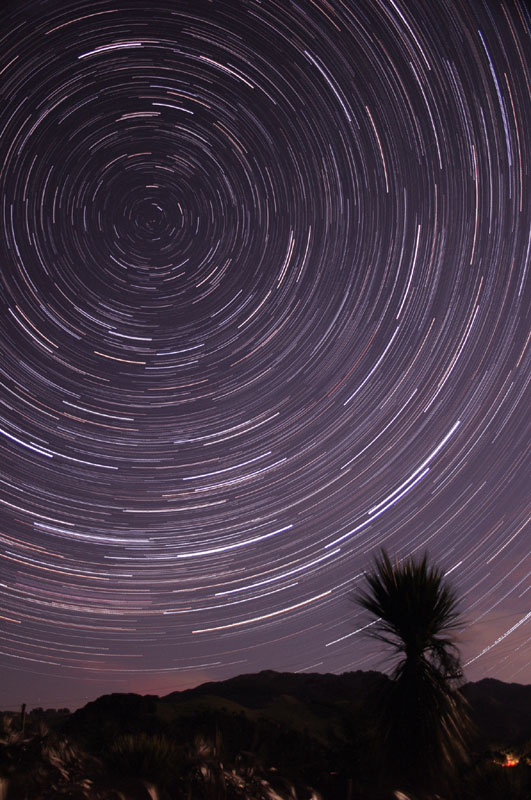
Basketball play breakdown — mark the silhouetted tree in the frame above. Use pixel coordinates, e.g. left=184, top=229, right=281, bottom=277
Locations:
left=355, top=549, right=471, bottom=799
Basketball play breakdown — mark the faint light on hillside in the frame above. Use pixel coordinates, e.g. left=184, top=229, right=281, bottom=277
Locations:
left=501, top=754, right=518, bottom=768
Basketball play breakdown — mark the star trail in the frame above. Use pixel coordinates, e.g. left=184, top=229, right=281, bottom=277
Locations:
left=0, top=0, right=529, bottom=708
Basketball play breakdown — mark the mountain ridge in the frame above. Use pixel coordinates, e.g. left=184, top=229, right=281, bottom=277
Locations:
left=66, top=669, right=530, bottom=747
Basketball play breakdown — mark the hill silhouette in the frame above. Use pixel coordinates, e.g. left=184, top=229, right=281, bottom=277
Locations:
left=68, top=670, right=531, bottom=746
left=2, top=671, right=529, bottom=799
left=58, top=671, right=530, bottom=795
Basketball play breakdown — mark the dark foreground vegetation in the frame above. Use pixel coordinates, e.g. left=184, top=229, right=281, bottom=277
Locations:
left=1, top=670, right=530, bottom=799
left=2, top=553, right=528, bottom=798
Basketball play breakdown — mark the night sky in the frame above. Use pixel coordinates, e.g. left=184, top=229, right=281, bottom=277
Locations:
left=0, top=0, right=529, bottom=711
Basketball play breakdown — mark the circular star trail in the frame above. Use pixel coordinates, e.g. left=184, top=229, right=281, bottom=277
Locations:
left=0, top=0, right=529, bottom=705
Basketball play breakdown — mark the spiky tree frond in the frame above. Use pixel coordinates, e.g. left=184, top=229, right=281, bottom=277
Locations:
left=356, top=551, right=462, bottom=672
